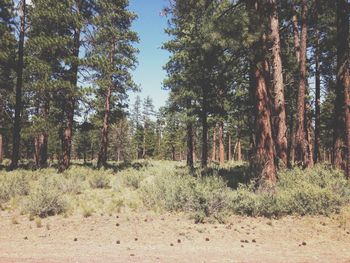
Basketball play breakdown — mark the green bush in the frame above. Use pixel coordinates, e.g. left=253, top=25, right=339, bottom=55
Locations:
left=140, top=170, right=233, bottom=222
left=232, top=165, right=350, bottom=217
left=0, top=172, right=30, bottom=203
left=24, top=177, right=67, bottom=217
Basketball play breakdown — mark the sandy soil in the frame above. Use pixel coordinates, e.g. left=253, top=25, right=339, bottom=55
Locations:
left=0, top=210, right=349, bottom=263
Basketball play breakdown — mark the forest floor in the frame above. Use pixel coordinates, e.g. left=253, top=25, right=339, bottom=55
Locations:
left=0, top=210, right=350, bottom=263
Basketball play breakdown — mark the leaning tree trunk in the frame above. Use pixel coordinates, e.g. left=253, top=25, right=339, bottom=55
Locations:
left=294, top=0, right=309, bottom=167
left=10, top=0, right=26, bottom=170
left=218, top=121, right=225, bottom=165
left=269, top=0, right=288, bottom=167
left=337, top=0, right=350, bottom=178
left=59, top=7, right=81, bottom=172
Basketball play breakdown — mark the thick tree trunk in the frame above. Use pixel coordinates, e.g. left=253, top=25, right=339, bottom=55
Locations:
left=212, top=125, right=216, bottom=161
left=269, top=0, right=288, bottom=167
left=337, top=0, right=350, bottom=178
left=314, top=1, right=321, bottom=163
left=253, top=59, right=276, bottom=182
left=10, top=0, right=26, bottom=170
left=219, top=121, right=225, bottom=165
left=294, top=0, right=309, bottom=167
left=59, top=6, right=80, bottom=172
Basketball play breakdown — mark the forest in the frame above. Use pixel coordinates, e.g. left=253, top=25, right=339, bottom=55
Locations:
left=0, top=0, right=350, bottom=261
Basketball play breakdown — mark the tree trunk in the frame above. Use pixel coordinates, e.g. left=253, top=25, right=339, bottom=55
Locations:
left=201, top=110, right=208, bottom=168
left=34, top=135, right=40, bottom=166
left=337, top=0, right=350, bottom=178
left=269, top=0, right=288, bottom=167
left=237, top=139, right=242, bottom=162
left=228, top=134, right=232, bottom=161
left=10, top=0, right=26, bottom=170
left=294, top=0, right=308, bottom=167
left=314, top=0, right=321, bottom=163
left=59, top=4, right=80, bottom=172
left=288, top=5, right=301, bottom=167
left=186, top=112, right=194, bottom=168
left=212, top=125, right=216, bottom=162
left=0, top=134, right=3, bottom=164
left=253, top=58, right=276, bottom=182
left=97, top=42, right=115, bottom=168
left=219, top=121, right=225, bottom=165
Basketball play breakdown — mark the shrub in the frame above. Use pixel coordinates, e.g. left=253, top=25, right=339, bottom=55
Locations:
left=25, top=177, right=67, bottom=218
left=0, top=172, right=30, bottom=203
left=140, top=170, right=233, bottom=222
left=232, top=165, right=350, bottom=217
left=89, top=172, right=111, bottom=189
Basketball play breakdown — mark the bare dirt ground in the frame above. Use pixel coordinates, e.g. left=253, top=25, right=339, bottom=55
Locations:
left=0, top=210, right=350, bottom=263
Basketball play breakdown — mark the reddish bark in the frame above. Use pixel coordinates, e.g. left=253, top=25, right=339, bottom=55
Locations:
left=337, top=0, right=350, bottom=178
left=269, top=0, right=288, bottom=167
left=0, top=134, right=3, bottom=164
left=218, top=121, right=225, bottom=165
left=294, top=0, right=309, bottom=167
left=212, top=125, right=217, bottom=162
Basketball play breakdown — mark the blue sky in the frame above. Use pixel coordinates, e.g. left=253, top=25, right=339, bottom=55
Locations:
left=128, top=0, right=171, bottom=110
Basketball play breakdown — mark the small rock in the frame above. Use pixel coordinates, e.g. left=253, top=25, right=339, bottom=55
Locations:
left=244, top=240, right=249, bottom=243
left=205, top=237, right=210, bottom=241
left=74, top=238, right=78, bottom=242
left=302, top=242, right=307, bottom=246
left=241, top=245, right=244, bottom=248
left=24, top=236, right=28, bottom=240
left=177, top=239, right=181, bottom=243
left=130, top=254, right=135, bottom=257
left=116, top=223, right=120, bottom=227
left=134, top=238, right=138, bottom=241
left=240, top=239, right=244, bottom=243
left=252, top=239, right=256, bottom=243
left=346, top=231, right=349, bottom=235
left=116, top=240, right=120, bottom=244
left=170, top=243, right=174, bottom=246
left=144, top=219, right=148, bottom=222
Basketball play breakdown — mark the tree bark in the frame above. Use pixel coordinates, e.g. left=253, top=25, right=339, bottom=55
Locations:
left=0, top=134, right=3, bottom=164
left=186, top=105, right=194, bottom=168
left=228, top=134, right=232, bottom=161
left=219, top=121, right=225, bottom=165
left=253, top=58, right=276, bottom=182
left=97, top=42, right=116, bottom=168
left=289, top=5, right=301, bottom=166
left=212, top=125, right=216, bottom=162
left=294, top=0, right=309, bottom=167
left=10, top=0, right=26, bottom=170
left=269, top=0, right=288, bottom=167
left=59, top=3, right=81, bottom=172
left=337, top=0, right=350, bottom=178
left=314, top=0, right=321, bottom=163
left=237, top=139, right=242, bottom=162
left=201, top=109, right=208, bottom=168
